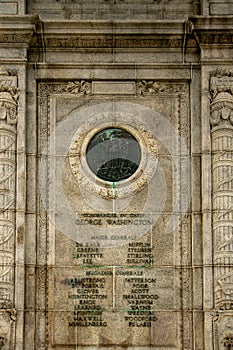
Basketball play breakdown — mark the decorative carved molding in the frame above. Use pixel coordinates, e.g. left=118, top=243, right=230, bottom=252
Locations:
left=210, top=72, right=233, bottom=97
left=137, top=80, right=187, bottom=96
left=0, top=34, right=33, bottom=44
left=210, top=75, right=233, bottom=128
left=137, top=80, right=165, bottom=95
left=0, top=16, right=38, bottom=43
left=0, top=69, right=18, bottom=309
left=39, top=81, right=91, bottom=97
left=198, top=34, right=233, bottom=46
left=65, top=81, right=91, bottom=95
left=31, top=35, right=197, bottom=49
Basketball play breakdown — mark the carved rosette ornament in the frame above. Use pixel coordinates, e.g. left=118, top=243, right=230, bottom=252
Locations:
left=224, top=334, right=233, bottom=350
left=0, top=70, right=18, bottom=309
left=210, top=74, right=233, bottom=349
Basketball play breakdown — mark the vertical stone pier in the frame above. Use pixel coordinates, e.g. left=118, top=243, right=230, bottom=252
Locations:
left=210, top=75, right=233, bottom=350
left=0, top=69, right=18, bottom=350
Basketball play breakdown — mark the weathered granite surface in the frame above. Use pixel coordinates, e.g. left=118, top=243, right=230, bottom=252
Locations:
left=0, top=1, right=232, bottom=349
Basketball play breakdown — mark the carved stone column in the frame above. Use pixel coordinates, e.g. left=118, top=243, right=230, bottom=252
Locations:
left=210, top=74, right=233, bottom=350
left=0, top=68, right=18, bottom=349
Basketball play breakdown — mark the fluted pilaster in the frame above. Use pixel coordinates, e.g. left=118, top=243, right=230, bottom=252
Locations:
left=0, top=70, right=18, bottom=308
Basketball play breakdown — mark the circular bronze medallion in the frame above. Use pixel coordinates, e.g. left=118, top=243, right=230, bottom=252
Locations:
left=86, top=127, right=141, bottom=182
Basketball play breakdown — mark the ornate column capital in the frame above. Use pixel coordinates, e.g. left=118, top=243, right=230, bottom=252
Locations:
left=210, top=74, right=233, bottom=128
left=0, top=69, right=18, bottom=126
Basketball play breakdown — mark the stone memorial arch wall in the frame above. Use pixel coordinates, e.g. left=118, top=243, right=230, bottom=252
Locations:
left=34, top=77, right=193, bottom=350
left=0, top=1, right=232, bottom=349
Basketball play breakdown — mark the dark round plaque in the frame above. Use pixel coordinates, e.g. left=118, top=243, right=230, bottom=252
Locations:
left=86, top=127, right=141, bottom=182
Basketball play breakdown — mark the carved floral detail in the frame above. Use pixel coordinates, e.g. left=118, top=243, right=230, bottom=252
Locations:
left=65, top=81, right=91, bottom=94
left=137, top=80, right=187, bottom=96
left=137, top=80, right=164, bottom=95
left=39, top=81, right=91, bottom=96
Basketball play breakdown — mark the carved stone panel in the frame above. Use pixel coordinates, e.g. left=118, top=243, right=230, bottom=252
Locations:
left=0, top=68, right=18, bottom=350
left=36, top=80, right=193, bottom=349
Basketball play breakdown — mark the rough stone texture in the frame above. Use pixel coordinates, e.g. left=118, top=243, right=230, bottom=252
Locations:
left=0, top=1, right=232, bottom=350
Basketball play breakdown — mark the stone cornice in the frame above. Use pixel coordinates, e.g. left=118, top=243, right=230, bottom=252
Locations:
left=189, top=16, right=233, bottom=47
left=0, top=17, right=198, bottom=50
left=0, top=15, right=39, bottom=46
left=4, top=16, right=233, bottom=51
left=31, top=35, right=197, bottom=49
left=189, top=16, right=233, bottom=31
left=30, top=19, right=197, bottom=50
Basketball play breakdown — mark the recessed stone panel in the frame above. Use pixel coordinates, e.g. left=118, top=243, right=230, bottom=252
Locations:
left=210, top=2, right=233, bottom=15
left=37, top=80, right=192, bottom=349
left=0, top=2, right=17, bottom=14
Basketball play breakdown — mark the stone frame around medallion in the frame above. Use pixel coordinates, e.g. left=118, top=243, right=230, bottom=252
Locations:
left=68, top=114, right=158, bottom=199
